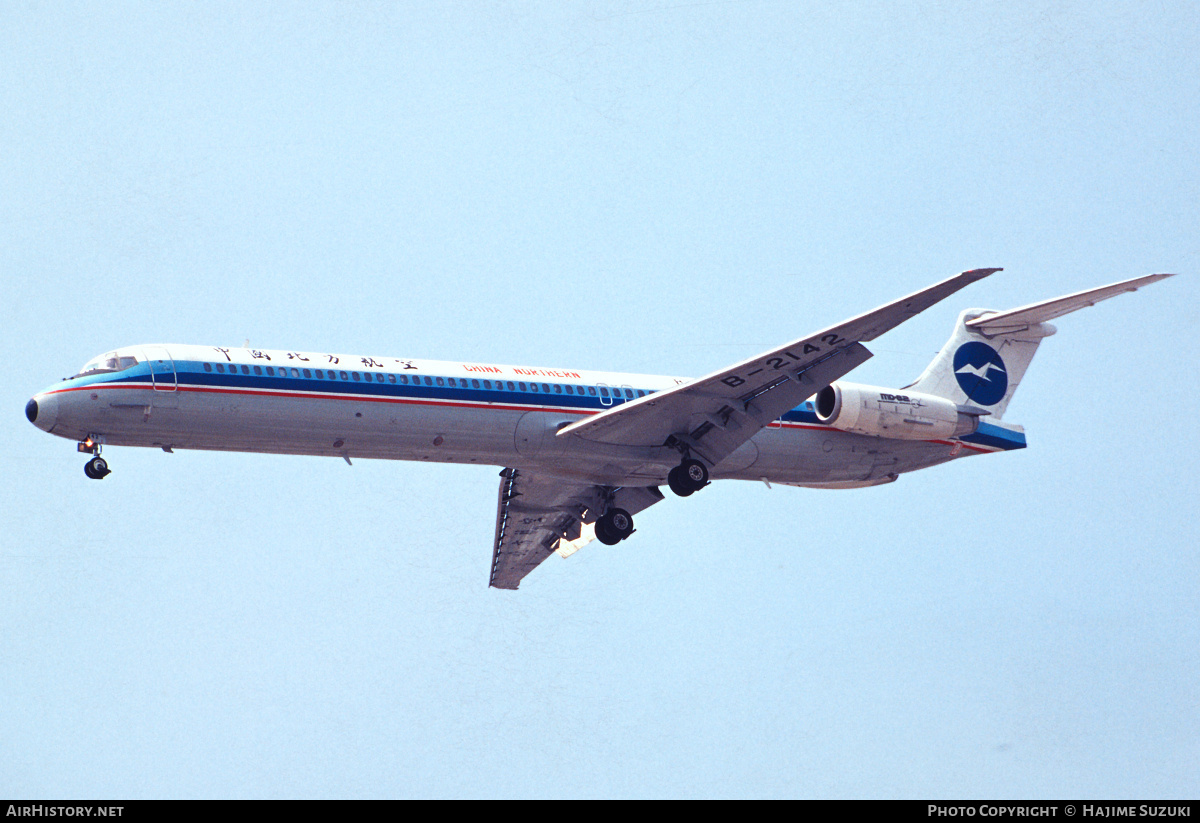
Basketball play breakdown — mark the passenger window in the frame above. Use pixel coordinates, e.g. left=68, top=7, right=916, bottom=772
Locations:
left=340, top=371, right=348, bottom=380
left=291, top=368, right=300, bottom=378
left=423, top=376, right=431, bottom=386
left=303, top=369, right=311, bottom=378
left=266, top=367, right=275, bottom=376
left=518, top=382, right=526, bottom=392
left=588, top=386, right=597, bottom=396
left=472, top=379, right=480, bottom=389
left=447, top=378, right=456, bottom=387
left=507, top=381, right=515, bottom=391
left=315, top=370, right=323, bottom=379
left=599, top=387, right=609, bottom=397
left=398, top=374, right=407, bottom=384
left=204, top=363, right=212, bottom=372
left=565, top=385, right=574, bottom=395
left=530, top=382, right=538, bottom=392
left=351, top=372, right=360, bottom=381
left=388, top=374, right=396, bottom=384
left=636, top=390, right=645, bottom=397
left=216, top=363, right=226, bottom=373
left=254, top=365, right=262, bottom=376
left=483, top=380, right=491, bottom=390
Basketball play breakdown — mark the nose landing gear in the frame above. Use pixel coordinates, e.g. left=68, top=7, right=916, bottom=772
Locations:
left=84, top=456, right=111, bottom=480
left=78, top=437, right=111, bottom=480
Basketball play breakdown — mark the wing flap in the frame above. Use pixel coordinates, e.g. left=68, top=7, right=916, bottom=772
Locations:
left=488, top=469, right=664, bottom=590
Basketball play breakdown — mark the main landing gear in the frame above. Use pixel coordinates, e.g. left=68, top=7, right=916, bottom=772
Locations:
left=594, top=507, right=634, bottom=546
left=667, top=458, right=709, bottom=497
left=79, top=437, right=111, bottom=480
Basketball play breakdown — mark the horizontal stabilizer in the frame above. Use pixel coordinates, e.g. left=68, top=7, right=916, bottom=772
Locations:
left=967, top=273, right=1177, bottom=336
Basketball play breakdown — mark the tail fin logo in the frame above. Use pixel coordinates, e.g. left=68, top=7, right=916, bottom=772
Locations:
left=953, top=341, right=1008, bottom=405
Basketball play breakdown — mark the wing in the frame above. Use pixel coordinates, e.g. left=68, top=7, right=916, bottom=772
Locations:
left=556, top=268, right=999, bottom=467
left=489, top=468, right=664, bottom=590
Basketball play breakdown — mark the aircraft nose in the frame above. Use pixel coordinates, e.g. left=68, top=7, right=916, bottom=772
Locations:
left=26, top=393, right=58, bottom=432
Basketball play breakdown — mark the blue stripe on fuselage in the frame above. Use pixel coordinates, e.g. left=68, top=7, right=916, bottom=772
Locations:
left=83, top=361, right=619, bottom=413
left=66, top=362, right=1027, bottom=450
left=959, top=420, right=1026, bottom=451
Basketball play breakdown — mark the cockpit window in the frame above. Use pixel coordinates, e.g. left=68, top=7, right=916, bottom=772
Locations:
left=76, top=351, right=138, bottom=377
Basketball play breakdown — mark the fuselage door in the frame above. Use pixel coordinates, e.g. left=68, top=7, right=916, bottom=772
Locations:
left=143, top=347, right=178, bottom=392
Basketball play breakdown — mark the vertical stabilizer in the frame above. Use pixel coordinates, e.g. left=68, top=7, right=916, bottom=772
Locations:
left=907, top=310, right=1054, bottom=420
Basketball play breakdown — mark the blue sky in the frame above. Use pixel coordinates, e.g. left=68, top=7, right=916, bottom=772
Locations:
left=2, top=1, right=1197, bottom=798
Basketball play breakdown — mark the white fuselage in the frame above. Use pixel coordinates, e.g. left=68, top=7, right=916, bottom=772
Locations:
left=28, top=343, right=1016, bottom=487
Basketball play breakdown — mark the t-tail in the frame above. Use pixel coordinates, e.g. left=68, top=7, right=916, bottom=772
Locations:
left=907, top=272, right=1177, bottom=420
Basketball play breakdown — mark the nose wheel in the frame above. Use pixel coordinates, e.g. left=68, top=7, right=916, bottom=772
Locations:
left=79, top=437, right=110, bottom=479
left=667, top=458, right=709, bottom=497
left=84, top=456, right=111, bottom=480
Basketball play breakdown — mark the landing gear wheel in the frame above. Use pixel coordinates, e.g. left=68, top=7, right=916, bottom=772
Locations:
left=595, top=508, right=634, bottom=545
left=668, top=459, right=708, bottom=497
left=84, top=456, right=110, bottom=480
left=681, top=458, right=708, bottom=487
left=606, top=508, right=634, bottom=540
left=595, top=517, right=621, bottom=545
left=667, top=466, right=694, bottom=497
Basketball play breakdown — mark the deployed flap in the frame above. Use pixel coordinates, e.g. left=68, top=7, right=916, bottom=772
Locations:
left=967, top=273, right=1176, bottom=336
left=488, top=469, right=664, bottom=590
left=556, top=268, right=998, bottom=467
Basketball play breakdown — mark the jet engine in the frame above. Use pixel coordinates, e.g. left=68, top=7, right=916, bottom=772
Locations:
left=813, top=381, right=981, bottom=440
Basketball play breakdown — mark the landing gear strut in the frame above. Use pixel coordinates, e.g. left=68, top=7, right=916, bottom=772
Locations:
left=667, top=458, right=708, bottom=497
left=595, top=507, right=634, bottom=546
left=79, top=437, right=111, bottom=480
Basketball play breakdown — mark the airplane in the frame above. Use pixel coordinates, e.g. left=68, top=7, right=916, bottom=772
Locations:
left=25, top=269, right=1175, bottom=589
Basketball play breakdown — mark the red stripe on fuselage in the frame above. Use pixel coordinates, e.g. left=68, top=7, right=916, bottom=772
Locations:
left=47, top=382, right=1001, bottom=453
left=45, top=381, right=598, bottom=417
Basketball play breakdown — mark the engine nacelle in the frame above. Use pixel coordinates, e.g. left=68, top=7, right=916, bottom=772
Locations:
left=813, top=381, right=980, bottom=440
